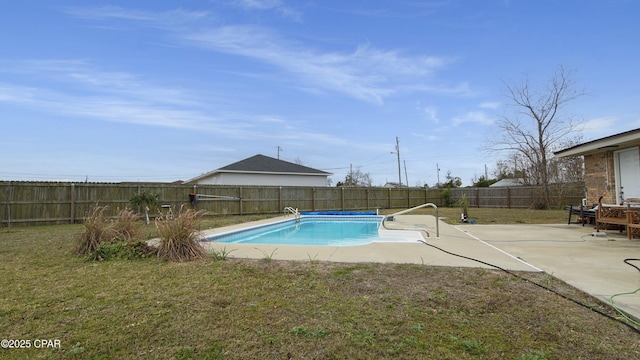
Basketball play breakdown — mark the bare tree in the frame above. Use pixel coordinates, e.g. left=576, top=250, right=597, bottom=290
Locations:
left=492, top=65, right=583, bottom=208
left=339, top=167, right=372, bottom=187
left=549, top=136, right=585, bottom=184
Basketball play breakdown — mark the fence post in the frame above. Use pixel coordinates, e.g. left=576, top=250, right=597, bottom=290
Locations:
left=70, top=183, right=75, bottom=224
left=312, top=188, right=316, bottom=211
left=341, top=187, right=345, bottom=210
left=474, top=188, right=478, bottom=208
left=366, top=188, right=370, bottom=209
left=239, top=186, right=243, bottom=215
left=507, top=187, right=511, bottom=209
left=3, top=184, right=11, bottom=229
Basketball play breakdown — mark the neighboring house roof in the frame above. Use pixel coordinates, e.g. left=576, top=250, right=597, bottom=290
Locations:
left=187, top=154, right=331, bottom=183
left=489, top=178, right=524, bottom=187
left=218, top=154, right=331, bottom=175
left=554, top=128, right=640, bottom=157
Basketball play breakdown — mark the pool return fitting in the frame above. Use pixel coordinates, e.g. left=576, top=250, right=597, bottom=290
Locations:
left=381, top=203, right=439, bottom=238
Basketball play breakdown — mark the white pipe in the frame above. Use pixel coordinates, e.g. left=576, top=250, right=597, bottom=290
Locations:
left=382, top=203, right=439, bottom=238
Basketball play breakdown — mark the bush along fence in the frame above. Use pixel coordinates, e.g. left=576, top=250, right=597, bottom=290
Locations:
left=0, top=181, right=586, bottom=227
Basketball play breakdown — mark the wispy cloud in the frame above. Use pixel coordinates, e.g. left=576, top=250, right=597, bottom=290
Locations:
left=64, top=6, right=210, bottom=29
left=479, top=101, right=501, bottom=109
left=576, top=116, right=640, bottom=142
left=184, top=26, right=453, bottom=104
left=452, top=110, right=495, bottom=126
left=0, top=81, right=210, bottom=130
left=66, top=6, right=459, bottom=105
left=416, top=104, right=440, bottom=124
left=233, top=0, right=302, bottom=22
left=1, top=59, right=200, bottom=107
left=0, top=60, right=354, bottom=148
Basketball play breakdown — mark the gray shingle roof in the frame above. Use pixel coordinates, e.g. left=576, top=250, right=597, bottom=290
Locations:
left=218, top=154, right=331, bottom=175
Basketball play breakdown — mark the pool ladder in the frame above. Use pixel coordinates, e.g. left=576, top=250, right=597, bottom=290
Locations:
left=283, top=207, right=301, bottom=221
left=381, top=203, right=439, bottom=239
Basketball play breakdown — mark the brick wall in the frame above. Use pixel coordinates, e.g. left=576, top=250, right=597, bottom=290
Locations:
left=584, top=152, right=616, bottom=204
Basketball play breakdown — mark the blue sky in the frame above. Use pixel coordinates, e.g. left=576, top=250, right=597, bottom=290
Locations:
left=1, top=0, right=639, bottom=186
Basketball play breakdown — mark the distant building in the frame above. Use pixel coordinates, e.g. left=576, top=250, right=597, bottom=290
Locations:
left=383, top=182, right=406, bottom=188
left=489, top=178, right=525, bottom=187
left=555, top=128, right=640, bottom=204
left=187, top=154, right=332, bottom=187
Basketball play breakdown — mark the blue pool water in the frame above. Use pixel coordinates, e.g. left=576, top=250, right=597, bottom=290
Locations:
left=206, top=216, right=388, bottom=246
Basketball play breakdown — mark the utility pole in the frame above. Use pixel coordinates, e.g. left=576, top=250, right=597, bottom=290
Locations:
left=276, top=146, right=283, bottom=159
left=395, top=136, right=402, bottom=186
left=404, top=160, right=408, bottom=187
left=436, top=163, right=441, bottom=188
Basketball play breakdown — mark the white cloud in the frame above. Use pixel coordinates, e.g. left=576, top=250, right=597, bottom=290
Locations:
left=184, top=26, right=453, bottom=104
left=452, top=110, right=495, bottom=126
left=416, top=104, right=440, bottom=124
left=0, top=60, right=359, bottom=149
left=65, top=6, right=210, bottom=28
left=234, top=0, right=302, bottom=21
left=577, top=116, right=640, bottom=141
left=236, top=0, right=282, bottom=10
left=580, top=117, right=617, bottom=135
left=67, top=6, right=459, bottom=104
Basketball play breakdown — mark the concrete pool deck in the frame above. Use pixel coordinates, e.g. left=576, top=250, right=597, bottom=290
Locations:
left=200, top=214, right=640, bottom=322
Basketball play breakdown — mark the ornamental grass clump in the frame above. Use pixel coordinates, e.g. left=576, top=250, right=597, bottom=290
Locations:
left=76, top=206, right=154, bottom=260
left=75, top=206, right=115, bottom=255
left=155, top=206, right=207, bottom=262
left=110, top=208, right=141, bottom=241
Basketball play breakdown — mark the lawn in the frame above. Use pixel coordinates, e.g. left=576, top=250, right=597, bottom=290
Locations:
left=1, top=209, right=638, bottom=359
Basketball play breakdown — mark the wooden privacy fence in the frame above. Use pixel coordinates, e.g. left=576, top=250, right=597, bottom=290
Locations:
left=0, top=181, right=585, bottom=227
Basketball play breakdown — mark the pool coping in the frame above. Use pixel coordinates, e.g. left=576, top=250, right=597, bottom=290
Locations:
left=201, top=215, right=422, bottom=245
left=198, top=214, right=540, bottom=271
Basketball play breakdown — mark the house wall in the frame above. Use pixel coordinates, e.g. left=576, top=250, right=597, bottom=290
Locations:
left=194, top=173, right=329, bottom=187
left=584, top=152, right=616, bottom=204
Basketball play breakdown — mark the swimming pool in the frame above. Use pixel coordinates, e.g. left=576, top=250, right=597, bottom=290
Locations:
left=204, top=216, right=422, bottom=246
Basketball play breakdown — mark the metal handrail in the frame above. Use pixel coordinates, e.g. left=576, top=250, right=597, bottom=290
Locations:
left=381, top=203, right=439, bottom=238
left=283, top=207, right=300, bottom=220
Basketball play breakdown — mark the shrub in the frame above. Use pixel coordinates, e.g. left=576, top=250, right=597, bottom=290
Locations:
left=88, top=240, right=156, bottom=261
left=129, top=189, right=159, bottom=224
left=440, top=188, right=452, bottom=207
left=155, top=205, right=207, bottom=262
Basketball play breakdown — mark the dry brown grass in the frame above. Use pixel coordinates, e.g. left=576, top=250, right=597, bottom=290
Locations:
left=74, top=206, right=114, bottom=255
left=75, top=206, right=150, bottom=260
left=155, top=205, right=207, bottom=262
left=110, top=208, right=141, bottom=241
